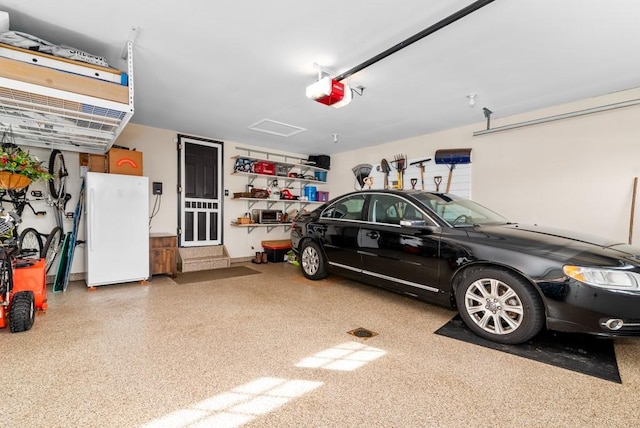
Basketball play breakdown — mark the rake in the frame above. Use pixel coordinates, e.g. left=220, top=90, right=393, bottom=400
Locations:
left=392, top=154, right=407, bottom=189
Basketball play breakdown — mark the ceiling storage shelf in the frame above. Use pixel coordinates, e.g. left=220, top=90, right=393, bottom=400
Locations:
left=0, top=41, right=134, bottom=154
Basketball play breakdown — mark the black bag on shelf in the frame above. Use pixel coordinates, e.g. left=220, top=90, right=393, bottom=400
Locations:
left=307, top=155, right=330, bottom=170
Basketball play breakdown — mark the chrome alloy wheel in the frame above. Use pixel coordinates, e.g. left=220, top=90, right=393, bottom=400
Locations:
left=464, top=278, right=524, bottom=335
left=301, top=245, right=320, bottom=276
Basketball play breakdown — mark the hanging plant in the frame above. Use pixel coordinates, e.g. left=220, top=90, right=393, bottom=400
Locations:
left=0, top=135, right=53, bottom=189
left=0, top=145, right=52, bottom=182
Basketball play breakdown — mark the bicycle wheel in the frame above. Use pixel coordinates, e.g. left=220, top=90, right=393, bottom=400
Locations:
left=48, top=149, right=68, bottom=199
left=18, top=228, right=43, bottom=260
left=43, top=226, right=63, bottom=274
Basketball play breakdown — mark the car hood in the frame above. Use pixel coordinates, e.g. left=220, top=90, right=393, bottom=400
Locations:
left=468, top=223, right=640, bottom=266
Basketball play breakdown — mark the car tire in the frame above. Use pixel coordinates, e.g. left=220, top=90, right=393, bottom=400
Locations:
left=299, top=240, right=327, bottom=280
left=455, top=267, right=544, bottom=345
left=9, top=291, right=36, bottom=333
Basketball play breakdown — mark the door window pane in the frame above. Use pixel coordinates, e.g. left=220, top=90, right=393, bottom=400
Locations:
left=321, top=194, right=366, bottom=220
left=368, top=195, right=425, bottom=225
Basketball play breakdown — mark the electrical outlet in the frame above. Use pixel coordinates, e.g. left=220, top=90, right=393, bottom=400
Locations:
left=152, top=182, right=163, bottom=195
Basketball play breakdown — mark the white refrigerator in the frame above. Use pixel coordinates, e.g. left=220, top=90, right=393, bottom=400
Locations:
left=85, top=172, right=149, bottom=287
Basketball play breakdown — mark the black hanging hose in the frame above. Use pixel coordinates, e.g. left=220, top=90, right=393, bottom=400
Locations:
left=335, top=0, right=495, bottom=82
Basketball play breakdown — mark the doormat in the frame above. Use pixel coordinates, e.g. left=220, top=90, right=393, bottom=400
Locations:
left=171, top=266, right=261, bottom=285
left=435, top=315, right=621, bottom=383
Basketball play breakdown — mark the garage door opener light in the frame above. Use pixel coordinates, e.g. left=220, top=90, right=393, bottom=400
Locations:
left=306, top=76, right=352, bottom=108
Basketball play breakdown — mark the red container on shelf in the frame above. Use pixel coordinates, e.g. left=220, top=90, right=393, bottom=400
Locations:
left=253, top=161, right=275, bottom=175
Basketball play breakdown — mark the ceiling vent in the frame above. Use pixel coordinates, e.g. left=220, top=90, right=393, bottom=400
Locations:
left=248, top=119, right=306, bottom=137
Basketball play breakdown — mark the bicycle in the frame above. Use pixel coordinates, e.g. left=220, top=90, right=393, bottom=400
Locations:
left=0, top=188, right=64, bottom=273
left=48, top=149, right=69, bottom=230
left=0, top=149, right=69, bottom=274
left=23, top=149, right=69, bottom=273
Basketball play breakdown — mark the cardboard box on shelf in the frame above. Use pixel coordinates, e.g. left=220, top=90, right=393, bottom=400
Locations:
left=79, top=153, right=107, bottom=173
left=107, top=148, right=143, bottom=176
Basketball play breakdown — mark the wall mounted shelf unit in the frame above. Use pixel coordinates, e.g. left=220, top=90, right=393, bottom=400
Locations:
left=232, top=196, right=323, bottom=212
left=230, top=148, right=328, bottom=234
left=230, top=222, right=293, bottom=234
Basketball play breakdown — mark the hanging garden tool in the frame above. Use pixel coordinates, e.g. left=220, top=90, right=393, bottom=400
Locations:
left=434, top=148, right=471, bottom=193
left=380, top=159, right=391, bottom=189
left=434, top=176, right=442, bottom=192
left=409, top=157, right=432, bottom=190
left=352, top=164, right=372, bottom=190
left=392, top=154, right=407, bottom=189
left=410, top=178, right=418, bottom=189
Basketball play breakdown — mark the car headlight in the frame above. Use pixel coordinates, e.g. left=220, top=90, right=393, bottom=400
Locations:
left=563, top=265, right=640, bottom=290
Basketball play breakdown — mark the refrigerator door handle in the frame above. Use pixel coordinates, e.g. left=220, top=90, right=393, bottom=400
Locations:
left=88, top=188, right=94, bottom=252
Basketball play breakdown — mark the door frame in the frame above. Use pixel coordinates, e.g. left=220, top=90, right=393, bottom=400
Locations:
left=177, top=134, right=224, bottom=247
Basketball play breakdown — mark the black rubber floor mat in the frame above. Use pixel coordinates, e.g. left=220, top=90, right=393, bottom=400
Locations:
left=171, top=266, right=261, bottom=285
left=435, top=315, right=621, bottom=383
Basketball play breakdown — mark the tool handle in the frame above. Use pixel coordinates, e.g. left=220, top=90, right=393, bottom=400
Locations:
left=445, top=167, right=453, bottom=193
left=434, top=176, right=442, bottom=192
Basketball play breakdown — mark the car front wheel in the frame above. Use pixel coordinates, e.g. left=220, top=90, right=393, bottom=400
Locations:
left=455, top=267, right=544, bottom=345
left=299, top=240, right=327, bottom=280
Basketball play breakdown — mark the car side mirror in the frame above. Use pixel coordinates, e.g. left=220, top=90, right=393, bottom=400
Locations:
left=400, top=219, right=427, bottom=227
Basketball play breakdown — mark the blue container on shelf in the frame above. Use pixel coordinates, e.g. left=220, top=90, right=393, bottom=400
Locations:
left=314, top=171, right=327, bottom=182
left=304, top=185, right=317, bottom=201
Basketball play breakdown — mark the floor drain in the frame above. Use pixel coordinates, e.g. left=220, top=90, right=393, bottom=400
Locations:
left=348, top=327, right=378, bottom=339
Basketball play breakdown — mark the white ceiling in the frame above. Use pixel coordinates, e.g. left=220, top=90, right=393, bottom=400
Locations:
left=2, top=0, right=639, bottom=155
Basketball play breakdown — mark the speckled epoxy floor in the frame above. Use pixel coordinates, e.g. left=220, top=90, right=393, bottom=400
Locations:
left=3, top=262, right=640, bottom=428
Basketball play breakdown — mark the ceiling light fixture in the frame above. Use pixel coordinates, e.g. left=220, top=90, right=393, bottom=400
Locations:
left=467, top=93, right=477, bottom=107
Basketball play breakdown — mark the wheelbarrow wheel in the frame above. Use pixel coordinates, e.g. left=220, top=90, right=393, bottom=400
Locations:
left=9, top=291, right=35, bottom=333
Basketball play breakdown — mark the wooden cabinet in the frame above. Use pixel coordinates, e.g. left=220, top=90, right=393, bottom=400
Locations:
left=149, top=233, right=177, bottom=277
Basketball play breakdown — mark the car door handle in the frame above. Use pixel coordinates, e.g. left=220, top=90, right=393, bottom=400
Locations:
left=367, top=231, right=379, bottom=239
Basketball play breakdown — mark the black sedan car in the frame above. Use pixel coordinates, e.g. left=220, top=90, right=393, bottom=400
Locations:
left=291, top=190, right=640, bottom=344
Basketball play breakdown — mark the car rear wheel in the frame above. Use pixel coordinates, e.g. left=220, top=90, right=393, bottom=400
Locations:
left=456, top=267, right=544, bottom=345
left=299, top=240, right=327, bottom=280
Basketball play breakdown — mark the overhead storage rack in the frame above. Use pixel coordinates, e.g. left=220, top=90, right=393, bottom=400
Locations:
left=0, top=41, right=134, bottom=154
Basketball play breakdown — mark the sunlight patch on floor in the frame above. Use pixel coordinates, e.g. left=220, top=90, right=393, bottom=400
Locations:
left=295, top=341, right=387, bottom=371
left=140, top=377, right=323, bottom=428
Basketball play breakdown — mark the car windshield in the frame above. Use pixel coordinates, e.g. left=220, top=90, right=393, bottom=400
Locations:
left=413, top=193, right=509, bottom=226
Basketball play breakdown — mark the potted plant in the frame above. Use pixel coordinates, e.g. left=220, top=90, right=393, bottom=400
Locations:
left=0, top=144, right=53, bottom=190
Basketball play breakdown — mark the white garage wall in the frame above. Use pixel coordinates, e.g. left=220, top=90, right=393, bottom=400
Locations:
left=115, top=126, right=307, bottom=260
left=327, top=87, right=640, bottom=245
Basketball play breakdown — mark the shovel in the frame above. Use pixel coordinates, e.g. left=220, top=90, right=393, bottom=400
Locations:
left=380, top=159, right=391, bottom=189
left=434, top=176, right=442, bottom=192
left=434, top=148, right=471, bottom=193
